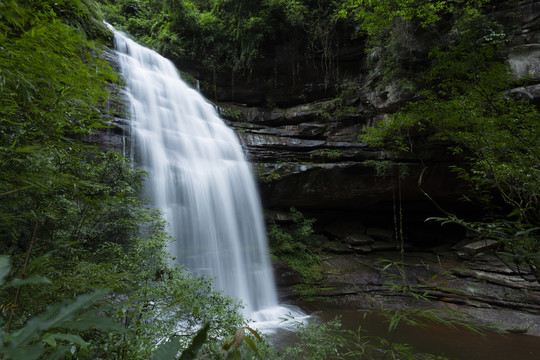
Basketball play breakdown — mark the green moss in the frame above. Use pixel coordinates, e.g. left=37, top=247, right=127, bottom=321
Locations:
left=268, top=208, right=326, bottom=298
left=309, top=149, right=343, bottom=161
left=254, top=164, right=282, bottom=183
left=219, top=107, right=245, bottom=122
left=363, top=160, right=411, bottom=180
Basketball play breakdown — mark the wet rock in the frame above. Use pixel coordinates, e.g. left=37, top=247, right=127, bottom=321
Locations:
left=265, top=210, right=293, bottom=223
left=224, top=103, right=321, bottom=125
left=277, top=249, right=540, bottom=336
left=224, top=99, right=471, bottom=218
left=239, top=132, right=326, bottom=150
left=350, top=245, right=373, bottom=253
left=506, top=84, right=540, bottom=107
left=259, top=161, right=468, bottom=214
left=322, top=241, right=354, bottom=254
left=366, top=228, right=395, bottom=243
left=461, top=239, right=499, bottom=255
left=508, top=44, right=540, bottom=80
left=371, top=241, right=400, bottom=251
left=343, top=234, right=374, bottom=246
left=87, top=47, right=129, bottom=151
left=274, top=263, right=303, bottom=286
left=324, top=221, right=366, bottom=239
left=297, top=123, right=327, bottom=138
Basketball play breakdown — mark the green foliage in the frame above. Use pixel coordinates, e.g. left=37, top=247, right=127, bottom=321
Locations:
left=151, top=322, right=209, bottom=360
left=219, top=107, right=246, bottom=122
left=5, top=0, right=112, bottom=40
left=0, top=256, right=124, bottom=360
left=363, top=160, right=410, bottom=180
left=98, top=0, right=351, bottom=96
left=361, top=9, right=540, bottom=279
left=338, top=0, right=490, bottom=37
left=0, top=2, right=247, bottom=359
left=85, top=236, right=244, bottom=359
left=254, top=164, right=282, bottom=184
left=0, top=0, right=119, bottom=245
left=280, top=318, right=345, bottom=360
left=221, top=325, right=263, bottom=359
left=268, top=208, right=324, bottom=296
left=313, top=83, right=362, bottom=120
left=337, top=0, right=494, bottom=90
left=309, top=149, right=343, bottom=162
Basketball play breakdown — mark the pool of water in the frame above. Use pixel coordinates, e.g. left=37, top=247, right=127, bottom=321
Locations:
left=315, top=309, right=540, bottom=359
left=265, top=307, right=540, bottom=359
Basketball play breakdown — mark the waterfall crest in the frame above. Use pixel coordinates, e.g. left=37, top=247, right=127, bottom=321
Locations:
left=110, top=28, right=282, bottom=316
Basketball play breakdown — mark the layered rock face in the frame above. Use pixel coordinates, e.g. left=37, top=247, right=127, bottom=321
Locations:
left=87, top=46, right=130, bottom=151
left=507, top=0, right=540, bottom=106
left=222, top=101, right=470, bottom=233
left=218, top=0, right=540, bottom=231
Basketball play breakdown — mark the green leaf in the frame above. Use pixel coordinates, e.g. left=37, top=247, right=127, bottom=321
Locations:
left=226, top=349, right=241, bottom=360
left=9, top=275, right=51, bottom=287
left=232, top=327, right=244, bottom=349
left=243, top=336, right=258, bottom=354
left=245, top=326, right=263, bottom=342
left=43, top=345, right=70, bottom=360
left=222, top=334, right=234, bottom=351
left=388, top=312, right=401, bottom=333
left=42, top=333, right=88, bottom=348
left=516, top=227, right=540, bottom=236
left=8, top=289, right=110, bottom=349
left=151, top=335, right=182, bottom=360
left=0, top=255, right=10, bottom=286
left=178, top=322, right=211, bottom=360
left=1, top=343, right=44, bottom=360
left=41, top=333, right=57, bottom=347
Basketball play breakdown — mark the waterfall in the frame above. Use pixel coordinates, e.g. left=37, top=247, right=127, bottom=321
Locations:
left=109, top=27, right=294, bottom=321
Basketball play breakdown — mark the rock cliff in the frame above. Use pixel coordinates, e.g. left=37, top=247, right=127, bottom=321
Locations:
left=217, top=0, right=540, bottom=233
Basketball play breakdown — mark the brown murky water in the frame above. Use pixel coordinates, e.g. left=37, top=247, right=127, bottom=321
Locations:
left=316, top=309, right=540, bottom=359
left=267, top=308, right=540, bottom=359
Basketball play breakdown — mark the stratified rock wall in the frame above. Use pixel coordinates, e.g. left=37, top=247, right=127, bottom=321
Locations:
left=221, top=99, right=472, bottom=237
left=219, top=0, right=540, bottom=231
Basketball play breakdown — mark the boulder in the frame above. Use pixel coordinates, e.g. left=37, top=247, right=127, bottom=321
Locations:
left=366, top=228, right=395, bottom=243
left=461, top=239, right=499, bottom=255
left=324, top=221, right=366, bottom=239
left=508, top=44, right=540, bottom=80
left=343, top=234, right=374, bottom=246
left=506, top=84, right=540, bottom=107
left=322, top=241, right=354, bottom=254
left=350, top=245, right=373, bottom=253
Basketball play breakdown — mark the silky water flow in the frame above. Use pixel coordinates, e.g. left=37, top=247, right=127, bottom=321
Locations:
left=110, top=27, right=304, bottom=329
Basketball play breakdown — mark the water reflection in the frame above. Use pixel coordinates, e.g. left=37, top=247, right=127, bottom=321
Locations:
left=313, top=309, right=540, bottom=360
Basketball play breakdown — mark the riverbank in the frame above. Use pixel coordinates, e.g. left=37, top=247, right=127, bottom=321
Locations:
left=275, top=240, right=540, bottom=337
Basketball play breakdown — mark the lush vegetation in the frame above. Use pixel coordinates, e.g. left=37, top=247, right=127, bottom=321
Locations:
left=2, top=0, right=538, bottom=359
left=0, top=1, right=246, bottom=358
left=100, top=0, right=343, bottom=71
left=357, top=1, right=540, bottom=281
left=268, top=208, right=325, bottom=298
left=98, top=0, right=356, bottom=102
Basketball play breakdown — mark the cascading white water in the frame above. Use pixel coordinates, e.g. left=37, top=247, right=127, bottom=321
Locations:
left=109, top=27, right=301, bottom=323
